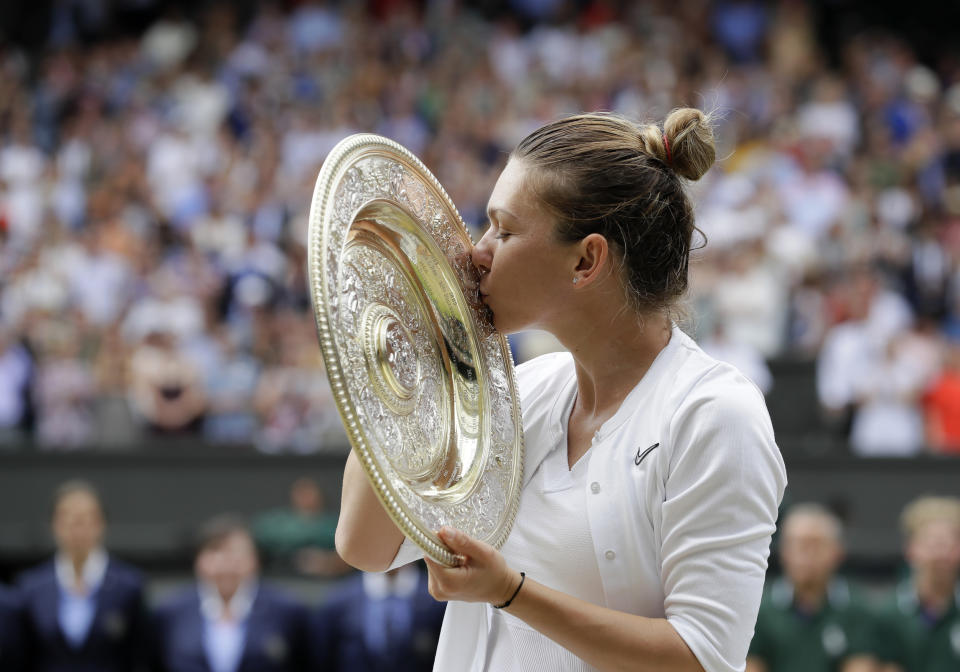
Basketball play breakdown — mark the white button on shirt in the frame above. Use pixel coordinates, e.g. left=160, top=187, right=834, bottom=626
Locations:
left=390, top=325, right=787, bottom=672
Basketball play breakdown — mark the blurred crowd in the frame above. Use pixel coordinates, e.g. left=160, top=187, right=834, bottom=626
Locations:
left=0, top=479, right=446, bottom=672
left=746, top=497, right=960, bottom=672
left=0, top=0, right=959, bottom=456
left=1, top=479, right=958, bottom=672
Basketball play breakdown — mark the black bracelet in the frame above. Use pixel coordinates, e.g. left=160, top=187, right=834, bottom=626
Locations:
left=493, top=572, right=525, bottom=609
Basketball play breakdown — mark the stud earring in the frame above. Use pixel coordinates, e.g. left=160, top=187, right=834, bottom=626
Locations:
left=572, top=277, right=579, bottom=284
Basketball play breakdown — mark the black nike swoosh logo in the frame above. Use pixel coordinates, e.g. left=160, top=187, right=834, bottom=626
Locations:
left=635, top=443, right=659, bottom=466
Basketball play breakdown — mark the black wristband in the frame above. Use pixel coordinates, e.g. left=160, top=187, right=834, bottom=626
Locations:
left=493, top=572, right=525, bottom=609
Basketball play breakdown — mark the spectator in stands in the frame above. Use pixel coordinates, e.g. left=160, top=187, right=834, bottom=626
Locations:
left=252, top=477, right=347, bottom=576
left=816, top=271, right=879, bottom=438
left=17, top=480, right=148, bottom=672
left=816, top=267, right=916, bottom=446
left=872, top=496, right=960, bottom=671
left=33, top=325, right=97, bottom=449
left=0, top=0, right=957, bottom=459
left=711, top=239, right=789, bottom=359
left=923, top=339, right=960, bottom=453
left=747, top=503, right=877, bottom=672
left=849, top=334, right=925, bottom=457
left=252, top=315, right=340, bottom=453
left=201, top=326, right=260, bottom=445
left=0, top=327, right=34, bottom=445
left=311, top=564, right=445, bottom=672
left=0, top=583, right=26, bottom=672
left=127, top=328, right=207, bottom=435
left=700, top=322, right=773, bottom=395
left=91, top=323, right=139, bottom=447
left=152, top=515, right=309, bottom=672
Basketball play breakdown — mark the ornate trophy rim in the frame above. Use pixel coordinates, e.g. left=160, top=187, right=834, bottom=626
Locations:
left=307, top=133, right=524, bottom=566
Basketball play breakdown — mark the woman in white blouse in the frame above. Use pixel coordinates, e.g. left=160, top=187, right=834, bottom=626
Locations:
left=336, top=109, right=787, bottom=672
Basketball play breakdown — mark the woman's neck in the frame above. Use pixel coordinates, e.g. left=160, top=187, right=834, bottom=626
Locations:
left=557, top=309, right=672, bottom=422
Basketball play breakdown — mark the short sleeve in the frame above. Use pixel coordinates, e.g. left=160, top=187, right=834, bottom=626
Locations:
left=386, top=535, right=424, bottom=571
left=661, top=377, right=787, bottom=672
left=746, top=601, right=774, bottom=663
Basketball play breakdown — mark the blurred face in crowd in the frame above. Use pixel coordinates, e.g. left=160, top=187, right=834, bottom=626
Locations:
left=780, top=512, right=844, bottom=591
left=290, top=478, right=323, bottom=515
left=907, top=519, right=960, bottom=584
left=845, top=271, right=876, bottom=321
left=196, top=530, right=259, bottom=601
left=53, top=490, right=106, bottom=559
left=945, top=342, right=960, bottom=372
left=471, top=159, right=579, bottom=334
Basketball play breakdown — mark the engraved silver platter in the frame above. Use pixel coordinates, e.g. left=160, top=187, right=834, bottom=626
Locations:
left=307, top=134, right=524, bottom=566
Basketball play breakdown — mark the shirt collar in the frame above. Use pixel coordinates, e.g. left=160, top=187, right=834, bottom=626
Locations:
left=363, top=565, right=420, bottom=600
left=545, top=324, right=683, bottom=445
left=198, top=580, right=258, bottom=622
left=591, top=324, right=683, bottom=442
left=55, top=548, right=108, bottom=595
left=545, top=369, right=578, bottom=444
left=827, top=578, right=851, bottom=607
left=896, top=579, right=960, bottom=616
left=771, top=577, right=851, bottom=612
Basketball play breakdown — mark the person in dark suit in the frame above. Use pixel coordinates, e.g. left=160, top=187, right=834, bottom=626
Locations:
left=311, top=564, right=445, bottom=672
left=153, top=515, right=309, bottom=672
left=0, top=583, right=27, bottom=672
left=17, top=480, right=147, bottom=672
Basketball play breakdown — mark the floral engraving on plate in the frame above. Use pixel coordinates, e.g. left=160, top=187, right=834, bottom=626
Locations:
left=318, top=147, right=520, bottom=552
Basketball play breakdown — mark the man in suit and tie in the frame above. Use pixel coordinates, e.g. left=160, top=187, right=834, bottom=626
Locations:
left=17, top=480, right=147, bottom=671
left=311, top=564, right=445, bottom=672
left=0, top=583, right=27, bottom=672
left=152, top=514, right=309, bottom=672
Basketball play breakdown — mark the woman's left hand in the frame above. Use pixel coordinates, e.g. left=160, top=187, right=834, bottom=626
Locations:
left=426, top=526, right=705, bottom=672
left=424, top=526, right=522, bottom=606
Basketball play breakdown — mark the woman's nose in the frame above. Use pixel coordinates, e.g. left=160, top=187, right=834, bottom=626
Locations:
left=471, top=226, right=494, bottom=273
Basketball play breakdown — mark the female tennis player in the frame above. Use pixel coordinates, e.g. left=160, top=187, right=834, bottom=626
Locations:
left=336, top=108, right=786, bottom=672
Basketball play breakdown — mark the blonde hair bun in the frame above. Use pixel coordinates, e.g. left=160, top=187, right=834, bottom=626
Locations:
left=638, top=107, right=716, bottom=181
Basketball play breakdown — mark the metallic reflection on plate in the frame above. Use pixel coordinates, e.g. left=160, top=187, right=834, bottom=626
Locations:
left=307, top=134, right=524, bottom=566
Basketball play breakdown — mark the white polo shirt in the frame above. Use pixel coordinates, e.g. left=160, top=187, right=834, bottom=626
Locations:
left=390, top=325, right=787, bottom=672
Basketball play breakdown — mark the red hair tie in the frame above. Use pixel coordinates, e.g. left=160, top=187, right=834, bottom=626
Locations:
left=662, top=132, right=673, bottom=166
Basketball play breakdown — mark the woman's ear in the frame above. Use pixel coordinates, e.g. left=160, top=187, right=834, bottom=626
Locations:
left=572, top=233, right=609, bottom=287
